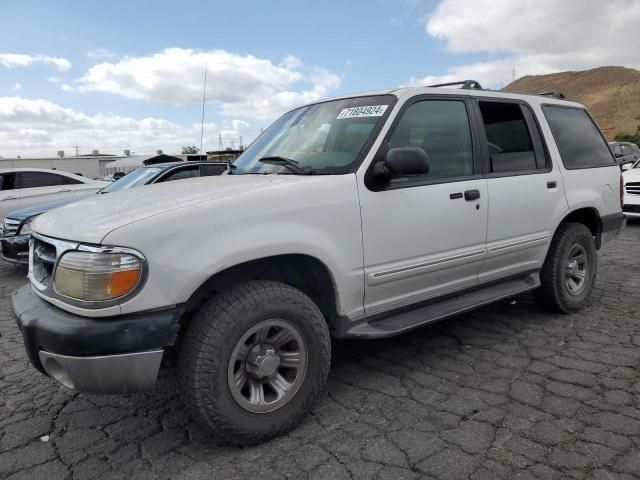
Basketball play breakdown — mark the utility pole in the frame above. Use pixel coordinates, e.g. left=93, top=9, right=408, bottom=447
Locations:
left=239, top=135, right=243, bottom=149
left=218, top=133, right=223, bottom=151
left=73, top=146, right=79, bottom=156
left=199, top=68, right=208, bottom=156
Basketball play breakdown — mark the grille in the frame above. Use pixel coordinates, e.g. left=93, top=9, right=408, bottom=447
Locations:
left=1, top=218, right=20, bottom=236
left=626, top=182, right=640, bottom=196
left=31, top=236, right=58, bottom=287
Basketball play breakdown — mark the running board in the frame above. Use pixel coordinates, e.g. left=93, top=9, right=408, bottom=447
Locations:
left=343, top=273, right=540, bottom=339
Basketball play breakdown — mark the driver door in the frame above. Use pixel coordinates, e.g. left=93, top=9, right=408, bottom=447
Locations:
left=358, top=97, right=488, bottom=314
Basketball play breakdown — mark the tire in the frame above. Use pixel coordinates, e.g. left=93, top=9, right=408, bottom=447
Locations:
left=179, top=280, right=331, bottom=445
left=535, top=222, right=597, bottom=313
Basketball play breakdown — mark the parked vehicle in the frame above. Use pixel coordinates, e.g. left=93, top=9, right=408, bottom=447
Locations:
left=622, top=159, right=640, bottom=218
left=0, top=168, right=108, bottom=223
left=13, top=81, right=624, bottom=444
left=1, top=161, right=227, bottom=264
left=609, top=141, right=640, bottom=168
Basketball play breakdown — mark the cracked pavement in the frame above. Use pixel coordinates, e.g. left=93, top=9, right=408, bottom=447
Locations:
left=1, top=222, right=640, bottom=479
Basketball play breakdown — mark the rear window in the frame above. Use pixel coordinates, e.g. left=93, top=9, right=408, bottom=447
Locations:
left=543, top=106, right=615, bottom=169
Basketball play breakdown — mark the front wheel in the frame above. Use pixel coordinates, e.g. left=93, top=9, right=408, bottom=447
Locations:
left=179, top=280, right=331, bottom=444
left=535, top=222, right=597, bottom=313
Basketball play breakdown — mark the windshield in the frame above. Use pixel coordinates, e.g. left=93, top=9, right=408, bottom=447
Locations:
left=232, top=95, right=395, bottom=174
left=100, top=167, right=163, bottom=193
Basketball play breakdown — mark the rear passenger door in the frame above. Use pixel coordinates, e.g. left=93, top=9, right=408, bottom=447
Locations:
left=474, top=99, right=568, bottom=283
left=16, top=171, right=84, bottom=210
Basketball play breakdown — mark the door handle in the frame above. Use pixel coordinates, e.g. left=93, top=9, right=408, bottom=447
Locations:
left=1, top=196, right=18, bottom=201
left=464, top=189, right=480, bottom=201
left=58, top=189, right=72, bottom=192
left=547, top=181, right=557, bottom=189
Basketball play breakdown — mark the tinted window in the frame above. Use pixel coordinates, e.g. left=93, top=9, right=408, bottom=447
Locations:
left=62, top=175, right=82, bottom=185
left=386, top=100, right=473, bottom=183
left=18, top=172, right=69, bottom=188
left=543, top=106, right=614, bottom=169
left=479, top=101, right=546, bottom=173
left=0, top=173, right=16, bottom=191
left=160, top=166, right=199, bottom=182
left=200, top=164, right=227, bottom=176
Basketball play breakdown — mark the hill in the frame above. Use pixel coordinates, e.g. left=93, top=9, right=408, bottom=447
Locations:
left=503, top=66, right=640, bottom=140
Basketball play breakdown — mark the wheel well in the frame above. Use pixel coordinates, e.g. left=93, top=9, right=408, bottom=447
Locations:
left=184, top=254, right=338, bottom=331
left=559, top=208, right=603, bottom=248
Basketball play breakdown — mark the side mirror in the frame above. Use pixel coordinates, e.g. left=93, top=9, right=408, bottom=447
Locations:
left=615, top=152, right=624, bottom=158
left=374, top=147, right=430, bottom=180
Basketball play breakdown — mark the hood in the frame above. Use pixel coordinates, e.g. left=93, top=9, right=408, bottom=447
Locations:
left=32, top=175, right=318, bottom=244
left=6, top=195, right=94, bottom=221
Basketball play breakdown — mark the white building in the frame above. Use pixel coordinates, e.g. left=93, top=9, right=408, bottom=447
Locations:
left=0, top=150, right=126, bottom=179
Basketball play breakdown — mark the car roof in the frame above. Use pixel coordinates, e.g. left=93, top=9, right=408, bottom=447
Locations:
left=143, top=161, right=227, bottom=169
left=316, top=85, right=583, bottom=109
left=0, top=167, right=81, bottom=176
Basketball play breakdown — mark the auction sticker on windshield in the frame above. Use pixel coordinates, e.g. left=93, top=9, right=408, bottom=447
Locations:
left=337, top=105, right=388, bottom=119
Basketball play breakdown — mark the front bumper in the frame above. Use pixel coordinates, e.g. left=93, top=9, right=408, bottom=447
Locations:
left=12, top=284, right=184, bottom=394
left=0, top=234, right=29, bottom=264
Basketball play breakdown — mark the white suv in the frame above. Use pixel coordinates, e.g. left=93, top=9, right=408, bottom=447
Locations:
left=12, top=81, right=625, bottom=444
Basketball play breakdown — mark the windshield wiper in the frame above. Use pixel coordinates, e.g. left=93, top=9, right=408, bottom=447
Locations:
left=258, top=156, right=314, bottom=175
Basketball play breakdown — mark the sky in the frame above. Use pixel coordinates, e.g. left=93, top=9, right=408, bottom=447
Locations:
left=1, top=0, right=640, bottom=157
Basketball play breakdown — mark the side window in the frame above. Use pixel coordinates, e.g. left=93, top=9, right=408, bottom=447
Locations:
left=62, top=175, right=83, bottom=185
left=543, top=106, right=615, bottom=169
left=386, top=100, right=474, bottom=184
left=199, top=164, right=227, bottom=177
left=18, top=172, right=68, bottom=189
left=0, top=173, right=16, bottom=191
left=479, top=101, right=547, bottom=173
left=613, top=144, right=623, bottom=156
left=160, top=166, right=200, bottom=182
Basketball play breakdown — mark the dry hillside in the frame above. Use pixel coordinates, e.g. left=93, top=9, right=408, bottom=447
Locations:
left=503, top=66, right=640, bottom=140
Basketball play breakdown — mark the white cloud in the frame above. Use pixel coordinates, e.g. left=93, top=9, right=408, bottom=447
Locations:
left=73, top=48, right=340, bottom=120
left=0, top=53, right=71, bottom=71
left=411, top=0, right=640, bottom=88
left=86, top=48, right=117, bottom=60
left=0, top=97, right=252, bottom=157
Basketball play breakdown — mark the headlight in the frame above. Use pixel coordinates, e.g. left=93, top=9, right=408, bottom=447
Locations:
left=54, top=251, right=144, bottom=302
left=18, top=215, right=38, bottom=236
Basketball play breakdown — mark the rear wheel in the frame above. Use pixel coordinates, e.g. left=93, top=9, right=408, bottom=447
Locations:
left=179, top=280, right=331, bottom=444
left=535, top=222, right=597, bottom=313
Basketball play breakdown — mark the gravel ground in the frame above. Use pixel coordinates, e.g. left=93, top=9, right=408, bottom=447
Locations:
left=1, top=222, right=639, bottom=480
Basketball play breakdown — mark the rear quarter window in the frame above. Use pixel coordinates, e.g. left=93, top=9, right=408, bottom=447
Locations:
left=542, top=106, right=615, bottom=169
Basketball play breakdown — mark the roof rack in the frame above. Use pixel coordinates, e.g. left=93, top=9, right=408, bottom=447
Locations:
left=427, top=80, right=484, bottom=90
left=538, top=91, right=566, bottom=100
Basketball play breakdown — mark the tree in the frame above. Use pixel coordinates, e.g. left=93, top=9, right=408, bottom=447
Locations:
left=181, top=146, right=200, bottom=154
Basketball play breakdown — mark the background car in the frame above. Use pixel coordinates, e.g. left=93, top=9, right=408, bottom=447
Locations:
left=0, top=168, right=108, bottom=222
left=0, top=161, right=228, bottom=264
left=622, top=158, right=640, bottom=218
left=609, top=141, right=640, bottom=168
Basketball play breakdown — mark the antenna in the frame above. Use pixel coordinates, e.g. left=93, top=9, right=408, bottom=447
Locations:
left=199, top=68, right=208, bottom=155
